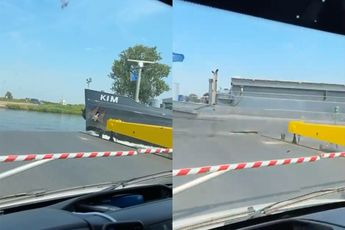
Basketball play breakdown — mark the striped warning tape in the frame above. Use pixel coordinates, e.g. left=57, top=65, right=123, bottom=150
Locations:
left=173, top=155, right=320, bottom=176
left=138, top=148, right=173, bottom=154
left=0, top=148, right=173, bottom=163
left=321, top=152, right=345, bottom=159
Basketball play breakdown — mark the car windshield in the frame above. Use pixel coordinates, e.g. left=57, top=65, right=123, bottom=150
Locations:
left=0, top=0, right=171, bottom=198
left=173, top=0, right=345, bottom=224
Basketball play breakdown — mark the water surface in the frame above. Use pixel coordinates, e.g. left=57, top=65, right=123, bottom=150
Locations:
left=0, top=109, right=84, bottom=132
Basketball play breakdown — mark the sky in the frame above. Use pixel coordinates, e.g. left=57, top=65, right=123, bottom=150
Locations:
left=173, top=0, right=345, bottom=97
left=0, top=0, right=171, bottom=104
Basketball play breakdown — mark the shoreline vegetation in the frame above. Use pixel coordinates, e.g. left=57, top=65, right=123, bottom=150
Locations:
left=0, top=99, right=84, bottom=116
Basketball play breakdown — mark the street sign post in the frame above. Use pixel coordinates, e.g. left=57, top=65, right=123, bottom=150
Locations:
left=127, top=59, right=156, bottom=102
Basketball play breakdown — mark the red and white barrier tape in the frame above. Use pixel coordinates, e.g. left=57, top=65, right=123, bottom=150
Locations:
left=321, top=152, right=345, bottom=159
left=173, top=155, right=320, bottom=176
left=0, top=148, right=173, bottom=163
left=138, top=148, right=173, bottom=154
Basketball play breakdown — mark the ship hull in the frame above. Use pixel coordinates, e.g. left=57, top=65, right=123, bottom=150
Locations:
left=84, top=89, right=172, bottom=133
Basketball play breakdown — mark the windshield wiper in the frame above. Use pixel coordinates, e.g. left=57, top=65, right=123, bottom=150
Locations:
left=101, top=170, right=172, bottom=191
left=248, top=186, right=345, bottom=219
left=0, top=189, right=47, bottom=200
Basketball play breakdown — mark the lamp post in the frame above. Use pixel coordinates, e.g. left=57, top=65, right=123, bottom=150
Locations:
left=127, top=59, right=156, bottom=102
left=210, top=69, right=218, bottom=105
left=86, top=78, right=92, bottom=89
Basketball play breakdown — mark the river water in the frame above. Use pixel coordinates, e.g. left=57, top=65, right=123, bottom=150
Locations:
left=0, top=109, right=84, bottom=131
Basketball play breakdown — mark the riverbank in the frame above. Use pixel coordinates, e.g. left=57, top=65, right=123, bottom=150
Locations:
left=0, top=101, right=84, bottom=115
left=0, top=100, right=35, bottom=108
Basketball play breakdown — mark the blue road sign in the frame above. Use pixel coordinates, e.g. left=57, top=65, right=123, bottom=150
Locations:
left=173, top=52, right=184, bottom=62
left=130, top=70, right=138, bottom=81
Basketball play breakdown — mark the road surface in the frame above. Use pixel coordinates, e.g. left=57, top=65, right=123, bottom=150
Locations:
left=173, top=105, right=345, bottom=221
left=0, top=131, right=171, bottom=197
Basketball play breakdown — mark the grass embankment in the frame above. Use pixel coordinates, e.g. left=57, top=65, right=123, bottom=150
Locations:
left=4, top=102, right=84, bottom=115
left=0, top=97, right=27, bottom=103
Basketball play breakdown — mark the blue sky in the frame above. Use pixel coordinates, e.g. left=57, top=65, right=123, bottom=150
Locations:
left=0, top=0, right=171, bottom=104
left=173, top=0, right=345, bottom=97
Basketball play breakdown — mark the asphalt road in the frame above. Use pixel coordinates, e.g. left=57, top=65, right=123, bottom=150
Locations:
left=173, top=107, right=345, bottom=221
left=0, top=131, right=171, bottom=197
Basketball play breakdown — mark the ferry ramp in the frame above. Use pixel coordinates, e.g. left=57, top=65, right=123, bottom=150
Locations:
left=173, top=105, right=345, bottom=221
left=0, top=131, right=171, bottom=197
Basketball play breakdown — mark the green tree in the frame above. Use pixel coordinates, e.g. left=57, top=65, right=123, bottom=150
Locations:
left=109, top=45, right=170, bottom=104
left=188, top=93, right=199, bottom=103
left=5, top=91, right=13, bottom=100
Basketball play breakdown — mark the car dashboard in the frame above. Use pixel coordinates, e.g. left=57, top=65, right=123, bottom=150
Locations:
left=218, top=201, right=345, bottom=230
left=0, top=184, right=172, bottom=230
